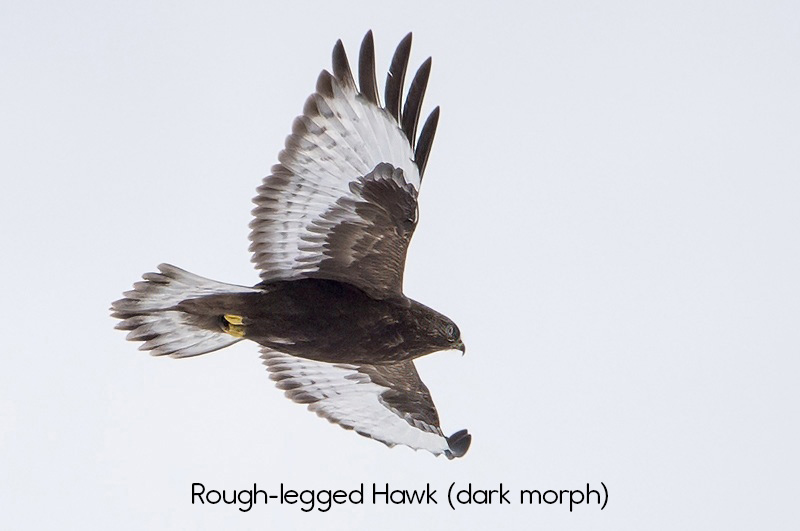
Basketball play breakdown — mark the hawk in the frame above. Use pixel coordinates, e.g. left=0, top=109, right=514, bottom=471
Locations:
left=111, top=32, right=471, bottom=459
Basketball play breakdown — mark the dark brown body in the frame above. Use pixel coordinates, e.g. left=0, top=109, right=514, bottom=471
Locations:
left=177, top=278, right=453, bottom=365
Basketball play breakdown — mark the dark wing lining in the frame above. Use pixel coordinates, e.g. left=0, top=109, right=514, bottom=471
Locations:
left=249, top=32, right=440, bottom=297
left=309, top=163, right=418, bottom=296
left=262, top=348, right=471, bottom=459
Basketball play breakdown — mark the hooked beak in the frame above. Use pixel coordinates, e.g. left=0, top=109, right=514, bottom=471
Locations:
left=454, top=339, right=466, bottom=355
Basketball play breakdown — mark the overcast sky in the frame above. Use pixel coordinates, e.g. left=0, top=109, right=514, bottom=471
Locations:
left=1, top=1, right=799, bottom=529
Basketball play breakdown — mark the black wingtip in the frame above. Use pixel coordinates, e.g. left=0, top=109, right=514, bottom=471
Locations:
left=385, top=33, right=413, bottom=121
left=445, top=429, right=472, bottom=459
left=359, top=30, right=379, bottom=105
left=332, top=39, right=355, bottom=89
left=316, top=70, right=335, bottom=98
left=415, top=106, right=440, bottom=179
left=401, top=56, right=432, bottom=150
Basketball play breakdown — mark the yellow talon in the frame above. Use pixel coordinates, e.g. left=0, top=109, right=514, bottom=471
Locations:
left=222, top=314, right=246, bottom=337
left=224, top=314, right=244, bottom=325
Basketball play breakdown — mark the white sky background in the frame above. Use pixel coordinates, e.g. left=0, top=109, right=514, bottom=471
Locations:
left=1, top=0, right=798, bottom=528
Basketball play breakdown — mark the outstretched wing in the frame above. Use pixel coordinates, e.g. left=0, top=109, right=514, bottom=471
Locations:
left=262, top=348, right=471, bottom=459
left=249, top=32, right=440, bottom=298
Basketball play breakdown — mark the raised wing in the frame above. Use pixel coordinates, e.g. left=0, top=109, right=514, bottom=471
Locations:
left=249, top=32, right=440, bottom=298
left=262, top=348, right=471, bottom=459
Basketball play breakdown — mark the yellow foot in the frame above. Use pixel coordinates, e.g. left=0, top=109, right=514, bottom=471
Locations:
left=222, top=314, right=246, bottom=337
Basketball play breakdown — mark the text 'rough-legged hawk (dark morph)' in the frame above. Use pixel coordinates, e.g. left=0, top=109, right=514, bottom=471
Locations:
left=111, top=32, right=471, bottom=459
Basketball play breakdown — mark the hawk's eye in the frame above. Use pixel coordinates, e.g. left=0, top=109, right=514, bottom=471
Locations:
left=444, top=324, right=457, bottom=341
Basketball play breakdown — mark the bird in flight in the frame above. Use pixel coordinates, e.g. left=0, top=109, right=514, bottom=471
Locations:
left=112, top=31, right=471, bottom=459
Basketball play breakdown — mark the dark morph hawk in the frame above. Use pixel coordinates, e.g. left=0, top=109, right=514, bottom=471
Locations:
left=111, top=32, right=471, bottom=459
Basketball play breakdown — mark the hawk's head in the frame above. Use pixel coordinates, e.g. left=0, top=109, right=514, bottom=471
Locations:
left=408, top=301, right=465, bottom=356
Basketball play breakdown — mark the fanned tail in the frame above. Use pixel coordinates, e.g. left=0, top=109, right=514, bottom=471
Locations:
left=111, top=263, right=257, bottom=358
